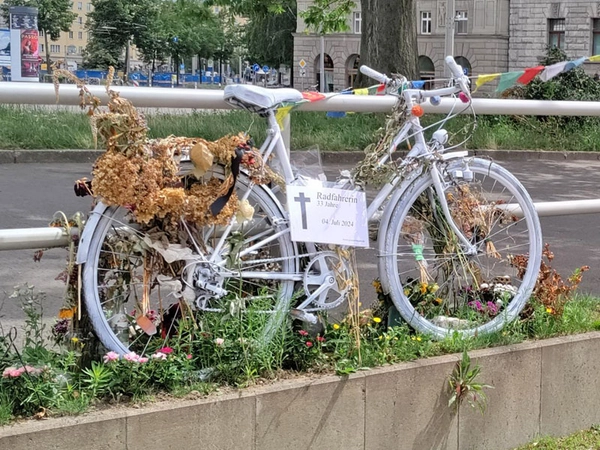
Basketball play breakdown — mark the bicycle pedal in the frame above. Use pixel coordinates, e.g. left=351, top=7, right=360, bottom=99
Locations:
left=290, top=308, right=318, bottom=324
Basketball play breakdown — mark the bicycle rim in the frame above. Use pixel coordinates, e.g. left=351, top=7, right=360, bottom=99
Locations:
left=382, top=158, right=542, bottom=338
left=82, top=171, right=296, bottom=355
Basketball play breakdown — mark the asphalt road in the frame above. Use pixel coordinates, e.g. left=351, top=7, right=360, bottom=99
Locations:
left=1, top=157, right=599, bottom=335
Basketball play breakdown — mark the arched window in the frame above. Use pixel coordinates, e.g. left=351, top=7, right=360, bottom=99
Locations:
left=418, top=55, right=435, bottom=89
left=454, top=56, right=471, bottom=76
left=346, top=54, right=360, bottom=88
left=314, top=53, right=334, bottom=92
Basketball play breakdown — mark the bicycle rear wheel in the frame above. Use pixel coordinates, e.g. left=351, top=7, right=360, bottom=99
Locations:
left=382, top=158, right=542, bottom=338
left=82, top=169, right=296, bottom=355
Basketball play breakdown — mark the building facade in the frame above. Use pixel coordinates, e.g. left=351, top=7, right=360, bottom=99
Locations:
left=0, top=0, right=142, bottom=72
left=294, top=0, right=600, bottom=94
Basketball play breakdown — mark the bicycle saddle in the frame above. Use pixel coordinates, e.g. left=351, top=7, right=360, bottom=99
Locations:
left=224, top=84, right=304, bottom=111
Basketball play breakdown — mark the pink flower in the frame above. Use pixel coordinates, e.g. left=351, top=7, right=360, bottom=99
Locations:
left=158, top=347, right=174, bottom=354
left=305, top=341, right=313, bottom=348
left=316, top=336, right=325, bottom=343
left=2, top=367, right=20, bottom=378
left=298, top=330, right=309, bottom=336
left=215, top=338, right=225, bottom=346
left=23, top=365, right=41, bottom=375
left=103, top=351, right=120, bottom=363
left=186, top=354, right=193, bottom=360
left=137, top=357, right=149, bottom=364
left=2, top=366, right=42, bottom=378
left=152, top=352, right=167, bottom=360
left=124, top=352, right=140, bottom=362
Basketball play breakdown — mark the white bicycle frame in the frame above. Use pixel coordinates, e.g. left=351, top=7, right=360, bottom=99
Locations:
left=207, top=81, right=479, bottom=264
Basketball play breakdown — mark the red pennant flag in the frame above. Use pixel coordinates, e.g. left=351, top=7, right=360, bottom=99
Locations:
left=517, top=66, right=544, bottom=85
left=301, top=91, right=326, bottom=102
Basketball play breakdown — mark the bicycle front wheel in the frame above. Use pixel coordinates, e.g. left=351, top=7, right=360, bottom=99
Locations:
left=382, top=158, right=542, bottom=338
left=82, top=169, right=296, bottom=355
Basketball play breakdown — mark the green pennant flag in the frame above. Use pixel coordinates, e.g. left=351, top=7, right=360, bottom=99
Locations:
left=496, top=71, right=525, bottom=93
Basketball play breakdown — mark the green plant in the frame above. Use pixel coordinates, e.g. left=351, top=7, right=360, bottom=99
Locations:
left=448, top=350, right=493, bottom=414
left=81, top=361, right=112, bottom=397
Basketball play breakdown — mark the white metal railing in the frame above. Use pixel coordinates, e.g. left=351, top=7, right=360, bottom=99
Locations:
left=3, top=82, right=600, bottom=116
left=1, top=82, right=600, bottom=251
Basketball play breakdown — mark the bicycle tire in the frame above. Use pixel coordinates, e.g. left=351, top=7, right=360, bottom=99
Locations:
left=382, top=157, right=542, bottom=338
left=82, top=168, right=296, bottom=354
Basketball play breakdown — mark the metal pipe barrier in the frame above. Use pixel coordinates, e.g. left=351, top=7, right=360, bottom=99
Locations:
left=2, top=82, right=600, bottom=116
left=2, top=199, right=600, bottom=251
left=0, top=227, right=78, bottom=251
left=1, top=82, right=600, bottom=251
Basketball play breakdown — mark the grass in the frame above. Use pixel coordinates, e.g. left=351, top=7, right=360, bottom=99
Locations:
left=2, top=105, right=600, bottom=152
left=515, top=425, right=600, bottom=449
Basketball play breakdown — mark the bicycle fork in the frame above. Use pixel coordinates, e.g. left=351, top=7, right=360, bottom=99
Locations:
left=429, top=162, right=478, bottom=256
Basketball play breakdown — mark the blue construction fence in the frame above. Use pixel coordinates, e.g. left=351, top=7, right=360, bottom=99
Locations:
left=72, top=70, right=240, bottom=86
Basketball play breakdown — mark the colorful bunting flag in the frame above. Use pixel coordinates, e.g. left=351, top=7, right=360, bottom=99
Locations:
left=564, top=56, right=586, bottom=72
left=496, top=71, right=524, bottom=93
left=275, top=104, right=295, bottom=129
left=517, top=66, right=545, bottom=85
left=539, top=61, right=569, bottom=81
left=474, top=73, right=501, bottom=92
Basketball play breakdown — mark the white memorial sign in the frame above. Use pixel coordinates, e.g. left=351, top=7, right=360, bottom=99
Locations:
left=287, top=184, right=369, bottom=248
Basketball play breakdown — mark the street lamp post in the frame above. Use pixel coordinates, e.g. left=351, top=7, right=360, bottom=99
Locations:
left=444, top=0, right=455, bottom=77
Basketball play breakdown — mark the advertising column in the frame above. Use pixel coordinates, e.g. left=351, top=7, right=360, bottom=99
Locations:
left=9, top=6, right=39, bottom=82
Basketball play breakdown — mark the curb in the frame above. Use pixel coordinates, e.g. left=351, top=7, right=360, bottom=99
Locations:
left=3, top=332, right=600, bottom=450
left=2, top=149, right=600, bottom=165
left=0, top=149, right=103, bottom=164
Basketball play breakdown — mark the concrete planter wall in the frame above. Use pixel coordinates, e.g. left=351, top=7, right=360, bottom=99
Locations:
left=2, top=331, right=600, bottom=450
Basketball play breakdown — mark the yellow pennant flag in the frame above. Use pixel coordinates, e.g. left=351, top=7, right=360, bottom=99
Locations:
left=354, top=88, right=369, bottom=95
left=275, top=105, right=294, bottom=129
left=474, top=73, right=501, bottom=92
left=588, top=55, right=600, bottom=62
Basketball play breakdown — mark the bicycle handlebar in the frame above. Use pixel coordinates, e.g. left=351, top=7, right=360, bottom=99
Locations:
left=359, top=65, right=390, bottom=85
left=359, top=56, right=471, bottom=99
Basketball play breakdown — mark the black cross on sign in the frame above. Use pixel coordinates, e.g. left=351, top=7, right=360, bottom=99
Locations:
left=294, top=192, right=311, bottom=229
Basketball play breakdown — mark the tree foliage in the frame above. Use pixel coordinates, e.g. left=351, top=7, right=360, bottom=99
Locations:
left=0, top=0, right=77, bottom=73
left=83, top=0, right=161, bottom=69
left=245, top=0, right=296, bottom=67
left=84, top=0, right=226, bottom=75
left=301, top=0, right=354, bottom=34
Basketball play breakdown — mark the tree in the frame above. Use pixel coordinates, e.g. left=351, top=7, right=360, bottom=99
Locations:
left=211, top=0, right=297, bottom=69
left=159, top=0, right=217, bottom=83
left=357, top=0, right=418, bottom=84
left=0, top=0, right=77, bottom=74
left=83, top=0, right=160, bottom=71
left=301, top=0, right=418, bottom=87
left=245, top=0, right=296, bottom=67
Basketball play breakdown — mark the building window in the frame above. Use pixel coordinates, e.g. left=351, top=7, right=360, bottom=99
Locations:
left=77, top=2, right=82, bottom=10
left=420, top=11, right=432, bottom=35
left=79, top=46, right=83, bottom=54
left=593, top=19, right=600, bottom=56
left=50, top=44, right=60, bottom=53
left=86, top=3, right=92, bottom=11
left=78, top=16, right=83, bottom=25
left=68, top=31, right=73, bottom=39
left=78, top=31, right=83, bottom=39
left=40, top=44, right=44, bottom=52
left=548, top=18, right=565, bottom=49
left=455, top=10, right=468, bottom=34
left=67, top=45, right=77, bottom=55
left=39, top=30, right=44, bottom=37
left=353, top=12, right=361, bottom=34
